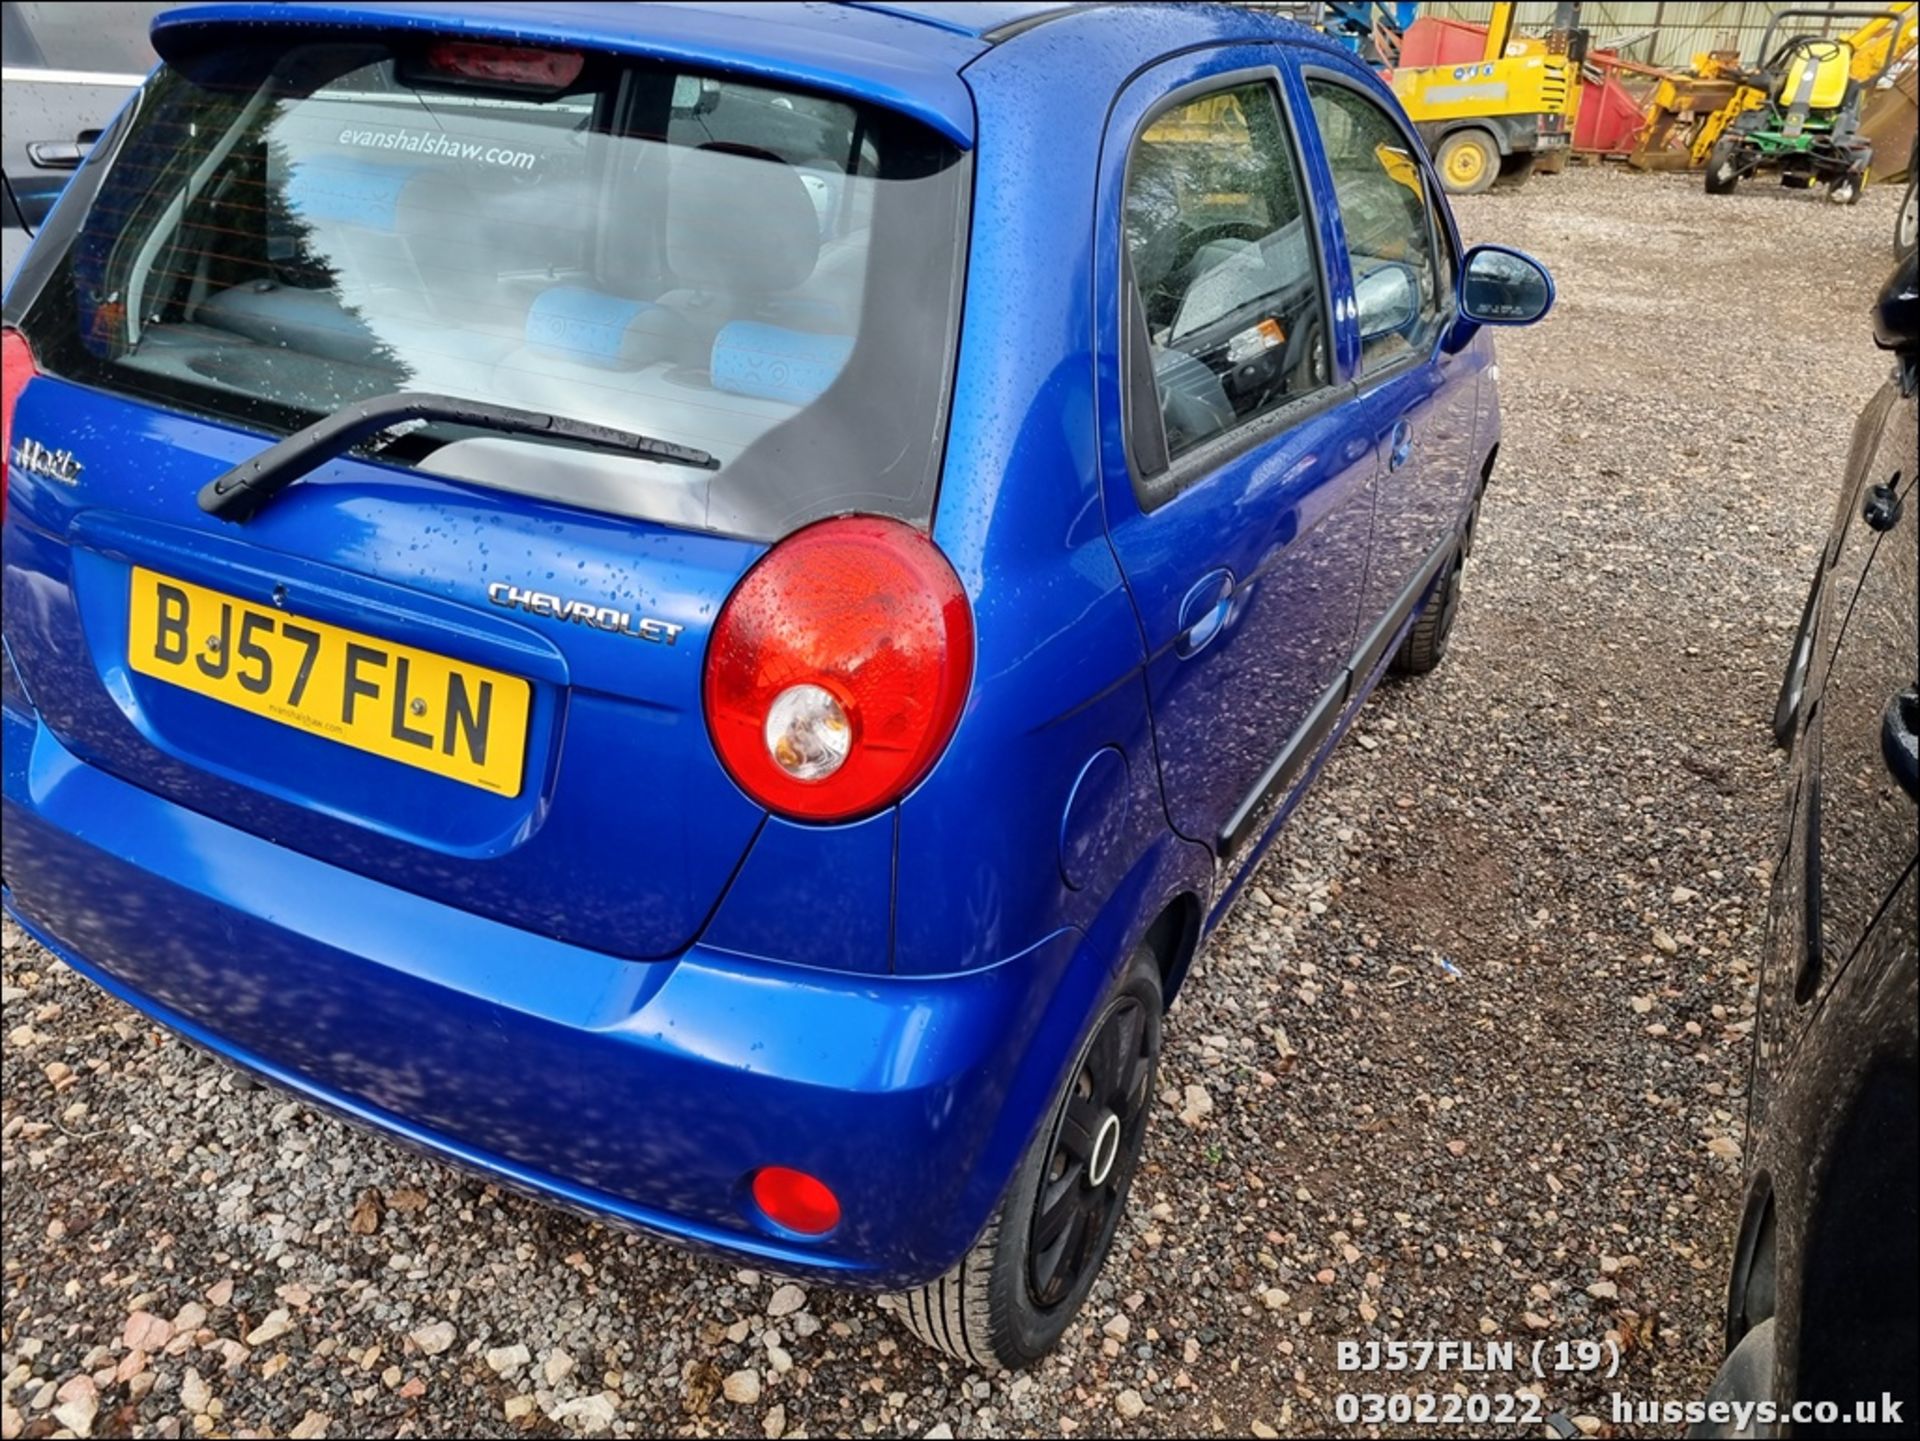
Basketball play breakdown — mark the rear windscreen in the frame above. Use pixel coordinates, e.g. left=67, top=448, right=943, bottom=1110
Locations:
left=16, top=37, right=970, bottom=540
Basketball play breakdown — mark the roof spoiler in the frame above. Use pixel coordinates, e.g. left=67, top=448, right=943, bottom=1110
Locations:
left=150, top=2, right=978, bottom=149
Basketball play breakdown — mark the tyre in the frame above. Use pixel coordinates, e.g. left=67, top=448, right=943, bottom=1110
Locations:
left=1392, top=547, right=1464, bottom=677
left=1781, top=172, right=1813, bottom=191
left=1435, top=129, right=1499, bottom=196
left=892, top=946, right=1163, bottom=1370
left=1689, top=1320, right=1776, bottom=1439
left=1705, top=137, right=1743, bottom=195
left=1826, top=174, right=1861, bottom=205
left=1895, top=178, right=1917, bottom=256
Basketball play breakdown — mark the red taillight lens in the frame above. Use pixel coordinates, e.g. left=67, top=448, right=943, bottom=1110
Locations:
left=704, top=515, right=972, bottom=823
left=424, top=40, right=584, bottom=89
left=1, top=327, right=39, bottom=527
left=751, top=1166, right=841, bottom=1236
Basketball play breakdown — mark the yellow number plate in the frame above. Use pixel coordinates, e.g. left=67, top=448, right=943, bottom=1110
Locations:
left=127, top=567, right=531, bottom=796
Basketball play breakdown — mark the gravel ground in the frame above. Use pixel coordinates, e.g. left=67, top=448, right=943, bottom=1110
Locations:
left=1, top=164, right=1905, bottom=1440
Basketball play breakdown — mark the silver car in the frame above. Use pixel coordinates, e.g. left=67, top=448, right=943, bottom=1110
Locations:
left=2, top=1, right=166, bottom=282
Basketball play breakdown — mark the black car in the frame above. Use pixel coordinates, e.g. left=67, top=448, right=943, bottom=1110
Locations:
left=1700, top=256, right=1918, bottom=1437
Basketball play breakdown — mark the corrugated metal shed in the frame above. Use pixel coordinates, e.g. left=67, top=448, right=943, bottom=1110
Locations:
left=1417, top=1, right=1891, bottom=69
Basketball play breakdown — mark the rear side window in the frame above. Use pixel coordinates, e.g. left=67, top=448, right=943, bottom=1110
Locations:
left=1305, top=80, right=1445, bottom=376
left=17, top=38, right=969, bottom=540
left=1122, top=80, right=1332, bottom=478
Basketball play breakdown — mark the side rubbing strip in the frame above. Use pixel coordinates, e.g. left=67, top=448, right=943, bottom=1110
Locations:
left=1219, top=671, right=1349, bottom=861
left=1351, top=537, right=1456, bottom=685
left=1218, top=532, right=1459, bottom=860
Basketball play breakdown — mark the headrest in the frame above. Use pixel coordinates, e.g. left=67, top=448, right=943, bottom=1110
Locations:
left=666, top=148, right=822, bottom=294
left=711, top=322, right=852, bottom=405
left=284, top=158, right=417, bottom=230
left=284, top=157, right=482, bottom=238
left=526, top=285, right=690, bottom=369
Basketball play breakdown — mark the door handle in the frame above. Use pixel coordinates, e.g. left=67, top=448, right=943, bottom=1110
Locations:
left=1388, top=419, right=1413, bottom=472
left=26, top=140, right=85, bottom=170
left=1175, top=569, right=1234, bottom=658
left=1884, top=686, right=1920, bottom=801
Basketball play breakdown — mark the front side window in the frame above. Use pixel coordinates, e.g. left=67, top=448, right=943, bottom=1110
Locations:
left=1306, top=80, right=1445, bottom=376
left=1123, top=80, right=1331, bottom=471
left=19, top=38, right=968, bottom=540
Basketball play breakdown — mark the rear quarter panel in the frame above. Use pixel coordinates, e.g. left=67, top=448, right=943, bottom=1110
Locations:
left=893, top=12, right=1218, bottom=981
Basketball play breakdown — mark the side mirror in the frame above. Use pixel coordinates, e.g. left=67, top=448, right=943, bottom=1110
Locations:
left=1460, top=244, right=1554, bottom=326
left=1873, top=252, right=1918, bottom=356
left=1355, top=261, right=1419, bottom=343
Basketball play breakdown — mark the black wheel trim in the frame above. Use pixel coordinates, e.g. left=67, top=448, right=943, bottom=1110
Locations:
left=1026, top=994, right=1158, bottom=1310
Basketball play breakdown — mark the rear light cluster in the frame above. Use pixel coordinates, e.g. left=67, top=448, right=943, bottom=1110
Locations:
left=704, top=516, right=972, bottom=823
left=1, top=327, right=38, bottom=527
left=424, top=41, right=584, bottom=90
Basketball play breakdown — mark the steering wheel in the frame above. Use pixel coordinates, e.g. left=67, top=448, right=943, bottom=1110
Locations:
left=1748, top=36, right=1843, bottom=100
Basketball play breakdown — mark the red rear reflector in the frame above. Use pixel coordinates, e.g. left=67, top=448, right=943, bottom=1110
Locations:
left=424, top=41, right=583, bottom=89
left=704, top=516, right=973, bottom=823
left=751, top=1167, right=841, bottom=1236
left=1, top=327, right=39, bottom=526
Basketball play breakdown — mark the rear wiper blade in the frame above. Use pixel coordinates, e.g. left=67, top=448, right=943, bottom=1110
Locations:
left=199, top=391, right=719, bottom=522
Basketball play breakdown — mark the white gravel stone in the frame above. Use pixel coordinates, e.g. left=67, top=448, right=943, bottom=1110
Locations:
left=722, top=1369, right=762, bottom=1406
left=767, top=1283, right=807, bottom=1317
left=484, top=1343, right=531, bottom=1375
left=408, top=1321, right=456, bottom=1357
left=245, top=1310, right=295, bottom=1347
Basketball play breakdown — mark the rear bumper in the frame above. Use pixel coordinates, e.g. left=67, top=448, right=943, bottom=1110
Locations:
left=2, top=705, right=1090, bottom=1289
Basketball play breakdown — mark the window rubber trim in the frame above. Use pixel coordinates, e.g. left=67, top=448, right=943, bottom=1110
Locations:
left=1112, top=61, right=1345, bottom=512
left=1296, top=60, right=1466, bottom=374
left=981, top=5, right=1090, bottom=44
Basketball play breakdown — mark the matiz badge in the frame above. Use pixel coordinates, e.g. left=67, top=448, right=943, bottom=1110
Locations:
left=486, top=582, right=684, bottom=646
left=10, top=437, right=83, bottom=486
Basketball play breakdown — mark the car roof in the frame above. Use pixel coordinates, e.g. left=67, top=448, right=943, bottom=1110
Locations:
left=150, top=2, right=1343, bottom=151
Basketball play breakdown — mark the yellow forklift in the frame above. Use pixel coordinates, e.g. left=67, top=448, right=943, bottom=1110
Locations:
left=1383, top=2, right=1587, bottom=195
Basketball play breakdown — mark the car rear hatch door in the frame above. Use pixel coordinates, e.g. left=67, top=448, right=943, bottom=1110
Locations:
left=3, top=16, right=970, bottom=958
left=6, top=376, right=769, bottom=958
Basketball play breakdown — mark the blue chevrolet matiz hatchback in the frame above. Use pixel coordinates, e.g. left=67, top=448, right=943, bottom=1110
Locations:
left=0, top=1, right=1550, bottom=1366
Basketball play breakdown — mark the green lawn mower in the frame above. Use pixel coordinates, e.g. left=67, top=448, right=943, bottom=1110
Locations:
left=1703, top=8, right=1901, bottom=205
